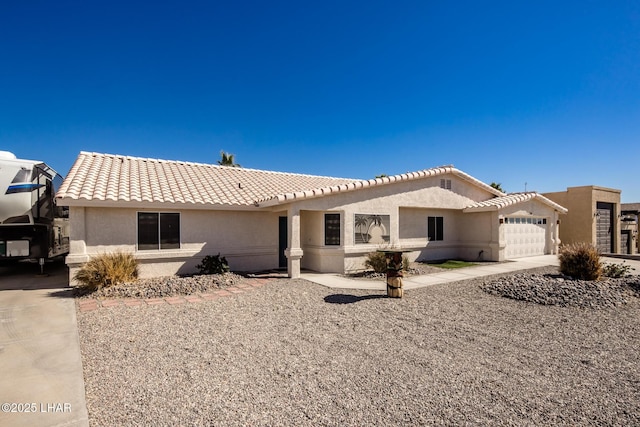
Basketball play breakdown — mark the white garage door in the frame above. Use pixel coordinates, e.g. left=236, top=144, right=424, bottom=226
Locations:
left=504, top=217, right=547, bottom=259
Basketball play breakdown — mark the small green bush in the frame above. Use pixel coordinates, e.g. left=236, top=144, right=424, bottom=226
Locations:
left=364, top=251, right=387, bottom=273
left=364, top=251, right=409, bottom=273
left=74, top=251, right=139, bottom=291
left=427, top=260, right=476, bottom=269
left=558, top=242, right=602, bottom=281
left=196, top=253, right=230, bottom=275
left=602, top=262, right=632, bottom=278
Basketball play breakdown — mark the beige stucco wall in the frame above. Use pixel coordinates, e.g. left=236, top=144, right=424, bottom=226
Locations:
left=300, top=210, right=344, bottom=273
left=544, top=186, right=621, bottom=253
left=457, top=211, right=498, bottom=261
left=281, top=175, right=498, bottom=271
left=398, top=208, right=487, bottom=262
left=67, top=206, right=281, bottom=281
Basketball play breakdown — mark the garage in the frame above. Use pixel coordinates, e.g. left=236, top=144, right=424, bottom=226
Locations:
left=596, top=201, right=614, bottom=253
left=504, top=217, right=547, bottom=258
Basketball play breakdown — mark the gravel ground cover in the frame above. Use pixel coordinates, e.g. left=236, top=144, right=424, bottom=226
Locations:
left=481, top=269, right=640, bottom=309
left=77, top=267, right=640, bottom=426
left=75, top=272, right=246, bottom=299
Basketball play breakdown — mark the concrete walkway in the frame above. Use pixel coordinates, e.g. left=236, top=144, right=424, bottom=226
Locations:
left=0, top=261, right=89, bottom=427
left=302, top=255, right=640, bottom=290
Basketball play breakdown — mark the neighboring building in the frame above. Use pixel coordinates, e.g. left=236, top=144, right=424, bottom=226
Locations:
left=56, top=152, right=567, bottom=282
left=543, top=186, right=622, bottom=254
left=621, top=203, right=639, bottom=254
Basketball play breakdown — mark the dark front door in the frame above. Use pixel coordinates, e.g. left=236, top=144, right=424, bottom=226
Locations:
left=621, top=230, right=631, bottom=254
left=596, top=202, right=614, bottom=253
left=279, top=217, right=287, bottom=268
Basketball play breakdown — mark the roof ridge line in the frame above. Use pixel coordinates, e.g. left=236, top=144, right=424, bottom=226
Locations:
left=79, top=151, right=360, bottom=181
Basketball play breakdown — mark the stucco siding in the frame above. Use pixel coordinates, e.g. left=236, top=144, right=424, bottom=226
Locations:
left=300, top=211, right=324, bottom=247
left=544, top=186, right=621, bottom=253
left=290, top=175, right=493, bottom=213
left=68, top=207, right=281, bottom=278
left=300, top=211, right=345, bottom=272
left=282, top=176, right=499, bottom=271
left=85, top=207, right=137, bottom=250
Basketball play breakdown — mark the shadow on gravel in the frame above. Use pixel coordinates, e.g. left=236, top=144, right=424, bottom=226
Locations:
left=324, top=294, right=388, bottom=304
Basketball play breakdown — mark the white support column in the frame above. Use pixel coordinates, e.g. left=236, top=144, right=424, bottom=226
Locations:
left=495, top=212, right=506, bottom=261
left=68, top=206, right=87, bottom=259
left=66, top=206, right=89, bottom=286
left=285, top=207, right=303, bottom=278
left=550, top=212, right=561, bottom=254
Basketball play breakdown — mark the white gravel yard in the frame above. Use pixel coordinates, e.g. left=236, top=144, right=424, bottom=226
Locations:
left=77, top=268, right=640, bottom=426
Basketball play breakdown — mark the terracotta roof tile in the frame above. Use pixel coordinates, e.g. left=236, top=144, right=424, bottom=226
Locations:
left=256, top=165, right=503, bottom=206
left=56, top=152, right=357, bottom=207
left=57, top=152, right=511, bottom=209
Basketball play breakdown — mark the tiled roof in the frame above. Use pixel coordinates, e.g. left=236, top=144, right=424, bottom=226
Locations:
left=56, top=152, right=357, bottom=207
left=463, top=192, right=568, bottom=213
left=257, top=166, right=503, bottom=206
left=56, top=152, right=505, bottom=208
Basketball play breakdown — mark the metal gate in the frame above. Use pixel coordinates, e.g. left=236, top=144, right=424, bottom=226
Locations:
left=596, top=202, right=613, bottom=253
left=621, top=230, right=630, bottom=254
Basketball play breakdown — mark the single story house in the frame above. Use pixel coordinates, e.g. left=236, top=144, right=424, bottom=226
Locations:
left=56, top=152, right=568, bottom=282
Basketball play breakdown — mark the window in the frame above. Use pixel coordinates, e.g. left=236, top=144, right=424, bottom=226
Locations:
left=354, top=214, right=390, bottom=244
left=428, top=216, right=444, bottom=241
left=440, top=179, right=451, bottom=190
left=505, top=217, right=547, bottom=225
left=325, top=213, right=340, bottom=246
left=138, top=212, right=180, bottom=250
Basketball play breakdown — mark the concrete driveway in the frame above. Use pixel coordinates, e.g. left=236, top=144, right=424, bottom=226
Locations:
left=0, top=261, right=88, bottom=427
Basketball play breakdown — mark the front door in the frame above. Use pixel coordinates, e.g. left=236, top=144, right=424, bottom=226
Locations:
left=279, top=217, right=287, bottom=268
left=621, top=230, right=631, bottom=254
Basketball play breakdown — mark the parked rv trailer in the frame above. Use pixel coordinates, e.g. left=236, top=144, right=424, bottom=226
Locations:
left=0, top=151, right=69, bottom=262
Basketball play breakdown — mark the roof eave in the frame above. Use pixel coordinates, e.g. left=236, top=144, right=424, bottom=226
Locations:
left=463, top=193, right=568, bottom=214
left=56, top=197, right=260, bottom=211
left=258, top=165, right=504, bottom=207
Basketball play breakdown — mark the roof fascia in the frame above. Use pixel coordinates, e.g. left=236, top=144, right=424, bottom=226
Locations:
left=463, top=193, right=568, bottom=214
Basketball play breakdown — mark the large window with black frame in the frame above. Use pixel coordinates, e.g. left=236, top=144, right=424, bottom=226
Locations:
left=137, top=212, right=180, bottom=250
left=324, top=213, right=340, bottom=246
left=427, top=216, right=443, bottom=241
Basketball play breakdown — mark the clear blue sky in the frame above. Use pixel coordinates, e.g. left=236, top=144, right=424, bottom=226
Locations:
left=1, top=1, right=639, bottom=201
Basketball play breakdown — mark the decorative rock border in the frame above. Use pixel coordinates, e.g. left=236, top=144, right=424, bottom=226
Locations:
left=77, top=279, right=272, bottom=312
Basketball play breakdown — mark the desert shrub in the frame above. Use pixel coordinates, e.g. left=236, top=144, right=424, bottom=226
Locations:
left=74, top=251, right=139, bottom=291
left=558, top=242, right=602, bottom=280
left=602, top=262, right=632, bottom=278
left=196, top=253, right=230, bottom=275
left=364, top=251, right=387, bottom=273
left=364, top=251, right=409, bottom=273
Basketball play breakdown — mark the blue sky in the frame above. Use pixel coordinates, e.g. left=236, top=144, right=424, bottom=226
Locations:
left=1, top=1, right=639, bottom=201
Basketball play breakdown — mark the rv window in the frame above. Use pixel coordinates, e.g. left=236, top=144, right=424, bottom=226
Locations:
left=11, top=168, right=31, bottom=183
